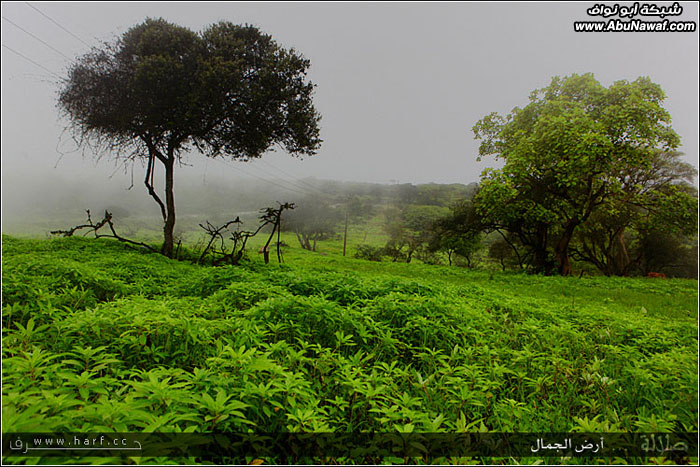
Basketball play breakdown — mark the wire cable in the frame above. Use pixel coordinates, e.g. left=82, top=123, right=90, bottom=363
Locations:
left=2, top=43, right=60, bottom=78
left=239, top=159, right=323, bottom=196
left=207, top=156, right=315, bottom=197
left=2, top=15, right=73, bottom=61
left=24, top=2, right=92, bottom=48
left=257, top=158, right=326, bottom=194
left=205, top=154, right=323, bottom=197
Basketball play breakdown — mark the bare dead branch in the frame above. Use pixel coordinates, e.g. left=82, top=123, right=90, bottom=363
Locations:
left=51, top=210, right=158, bottom=252
left=198, top=202, right=295, bottom=266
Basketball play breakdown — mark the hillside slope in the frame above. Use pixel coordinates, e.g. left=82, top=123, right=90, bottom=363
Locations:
left=2, top=236, right=697, bottom=464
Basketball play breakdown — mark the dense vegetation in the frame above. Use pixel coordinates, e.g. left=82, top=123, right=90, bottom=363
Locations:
left=2, top=235, right=697, bottom=464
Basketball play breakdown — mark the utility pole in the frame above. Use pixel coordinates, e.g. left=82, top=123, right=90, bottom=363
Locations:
left=342, top=200, right=349, bottom=256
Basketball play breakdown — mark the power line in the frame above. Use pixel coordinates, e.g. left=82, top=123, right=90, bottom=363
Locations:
left=230, top=165, right=314, bottom=197
left=2, top=16, right=73, bottom=61
left=229, top=154, right=327, bottom=196
left=232, top=163, right=318, bottom=197
left=208, top=156, right=315, bottom=197
left=257, top=158, right=326, bottom=194
left=207, top=153, right=323, bottom=197
left=241, top=159, right=324, bottom=196
left=2, top=43, right=60, bottom=78
left=24, top=2, right=91, bottom=48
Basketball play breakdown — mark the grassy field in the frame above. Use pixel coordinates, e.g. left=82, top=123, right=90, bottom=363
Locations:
left=1, top=234, right=698, bottom=464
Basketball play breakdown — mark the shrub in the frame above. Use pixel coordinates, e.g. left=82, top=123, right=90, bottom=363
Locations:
left=354, top=244, right=384, bottom=262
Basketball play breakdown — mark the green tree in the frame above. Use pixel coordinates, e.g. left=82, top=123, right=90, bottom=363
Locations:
left=488, top=237, right=517, bottom=272
left=283, top=199, right=341, bottom=252
left=427, top=201, right=483, bottom=267
left=473, top=73, right=692, bottom=275
left=58, top=18, right=321, bottom=257
left=393, top=183, right=419, bottom=205
left=384, top=205, right=448, bottom=263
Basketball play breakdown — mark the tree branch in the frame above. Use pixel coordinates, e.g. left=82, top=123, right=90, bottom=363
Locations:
left=51, top=210, right=158, bottom=252
left=143, top=153, right=167, bottom=222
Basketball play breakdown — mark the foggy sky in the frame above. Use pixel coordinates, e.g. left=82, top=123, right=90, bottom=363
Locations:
left=2, top=2, right=699, bottom=211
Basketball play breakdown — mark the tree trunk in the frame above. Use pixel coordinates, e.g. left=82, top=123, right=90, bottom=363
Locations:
left=613, top=227, right=630, bottom=275
left=161, top=157, right=176, bottom=258
left=496, top=229, right=524, bottom=270
left=532, top=224, right=550, bottom=274
left=555, top=247, right=573, bottom=276
left=276, top=217, right=283, bottom=263
left=554, top=220, right=578, bottom=276
left=263, top=219, right=278, bottom=265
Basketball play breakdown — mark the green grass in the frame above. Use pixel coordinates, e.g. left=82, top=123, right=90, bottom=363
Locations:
left=1, top=235, right=697, bottom=464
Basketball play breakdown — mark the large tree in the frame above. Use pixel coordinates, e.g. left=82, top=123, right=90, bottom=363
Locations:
left=59, top=18, right=321, bottom=257
left=473, top=73, right=694, bottom=275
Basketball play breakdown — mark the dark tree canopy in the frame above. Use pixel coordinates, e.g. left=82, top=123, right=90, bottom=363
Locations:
left=570, top=150, right=697, bottom=276
left=427, top=201, right=483, bottom=267
left=59, top=18, right=321, bottom=257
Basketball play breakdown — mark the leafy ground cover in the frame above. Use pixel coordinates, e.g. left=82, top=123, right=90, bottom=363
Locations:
left=2, top=235, right=697, bottom=464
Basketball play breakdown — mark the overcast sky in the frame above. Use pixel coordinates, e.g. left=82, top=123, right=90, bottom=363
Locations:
left=2, top=1, right=698, bottom=201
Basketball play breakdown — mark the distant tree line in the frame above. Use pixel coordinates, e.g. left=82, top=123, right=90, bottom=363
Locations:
left=349, top=183, right=697, bottom=278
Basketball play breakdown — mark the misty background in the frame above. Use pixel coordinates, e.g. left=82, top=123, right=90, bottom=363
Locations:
left=2, top=2, right=698, bottom=236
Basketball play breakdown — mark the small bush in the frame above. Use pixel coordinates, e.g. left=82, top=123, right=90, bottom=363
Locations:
left=354, top=244, right=384, bottom=262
